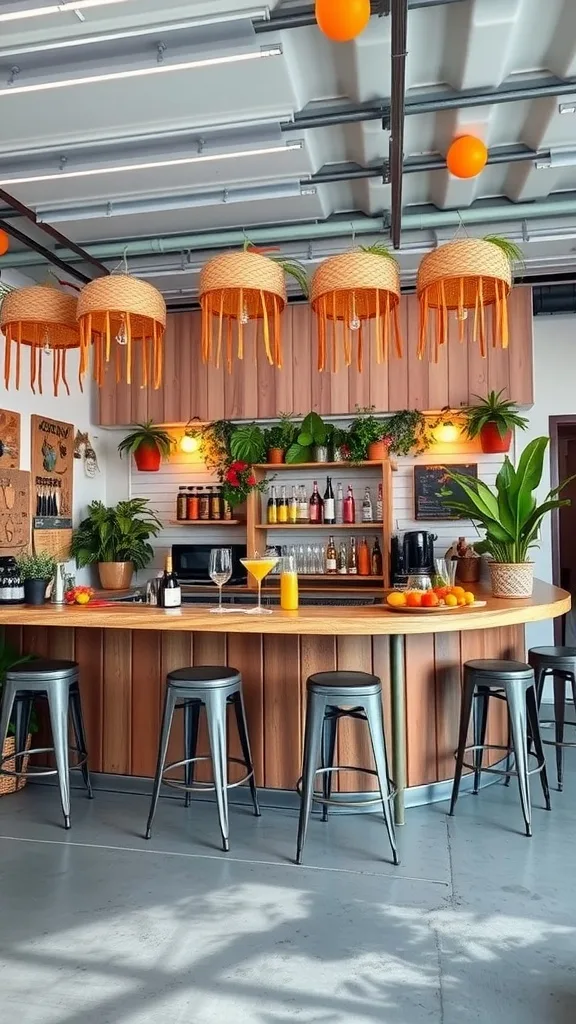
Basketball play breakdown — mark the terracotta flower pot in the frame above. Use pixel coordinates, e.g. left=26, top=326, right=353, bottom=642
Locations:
left=267, top=448, right=285, bottom=465
left=98, top=561, right=134, bottom=590
left=367, top=440, right=388, bottom=461
left=133, top=442, right=161, bottom=472
left=480, top=423, right=512, bottom=454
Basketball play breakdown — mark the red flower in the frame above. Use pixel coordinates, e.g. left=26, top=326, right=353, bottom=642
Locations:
left=247, top=474, right=256, bottom=487
left=226, top=469, right=239, bottom=486
left=230, top=460, right=247, bottom=472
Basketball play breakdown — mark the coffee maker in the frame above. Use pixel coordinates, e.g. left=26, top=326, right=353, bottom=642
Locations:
left=391, top=531, right=437, bottom=587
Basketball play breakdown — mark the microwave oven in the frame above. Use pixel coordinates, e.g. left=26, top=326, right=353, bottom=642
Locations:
left=172, top=543, right=247, bottom=586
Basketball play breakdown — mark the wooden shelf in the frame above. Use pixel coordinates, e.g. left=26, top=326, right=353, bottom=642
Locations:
left=168, top=520, right=243, bottom=526
left=256, top=523, right=384, bottom=530
left=254, top=461, right=383, bottom=470
left=265, top=575, right=384, bottom=583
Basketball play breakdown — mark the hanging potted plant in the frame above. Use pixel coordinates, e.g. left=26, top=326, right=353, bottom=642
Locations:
left=117, top=421, right=174, bottom=472
left=71, top=498, right=162, bottom=590
left=263, top=414, right=297, bottom=464
left=17, top=552, right=56, bottom=605
left=444, top=438, right=574, bottom=599
left=464, top=389, right=528, bottom=454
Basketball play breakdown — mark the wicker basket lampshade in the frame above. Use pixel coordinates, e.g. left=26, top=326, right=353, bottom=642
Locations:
left=77, top=274, right=166, bottom=388
left=0, top=285, right=79, bottom=396
left=310, top=251, right=402, bottom=371
left=416, top=238, right=512, bottom=361
left=199, top=251, right=287, bottom=371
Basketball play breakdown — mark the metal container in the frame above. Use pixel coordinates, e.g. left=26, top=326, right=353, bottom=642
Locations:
left=50, top=563, right=67, bottom=604
left=312, top=444, right=329, bottom=463
left=145, top=575, right=163, bottom=605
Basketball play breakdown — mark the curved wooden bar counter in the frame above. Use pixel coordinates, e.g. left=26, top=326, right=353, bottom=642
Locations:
left=1, top=582, right=569, bottom=823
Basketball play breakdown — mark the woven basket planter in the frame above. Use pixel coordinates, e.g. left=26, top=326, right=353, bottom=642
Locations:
left=311, top=251, right=401, bottom=370
left=489, top=562, right=534, bottom=599
left=0, top=286, right=79, bottom=396
left=416, top=239, right=512, bottom=360
left=0, top=734, right=31, bottom=796
left=77, top=274, right=166, bottom=389
left=199, top=252, right=287, bottom=371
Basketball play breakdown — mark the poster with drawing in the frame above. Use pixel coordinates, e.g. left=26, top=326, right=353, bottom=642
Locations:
left=0, top=408, right=20, bottom=469
left=31, top=416, right=74, bottom=562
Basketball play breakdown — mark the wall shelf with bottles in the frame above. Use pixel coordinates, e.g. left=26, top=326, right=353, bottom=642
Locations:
left=169, top=520, right=242, bottom=527
left=254, top=523, right=384, bottom=530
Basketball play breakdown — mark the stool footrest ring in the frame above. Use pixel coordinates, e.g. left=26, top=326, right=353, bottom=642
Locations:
left=456, top=743, right=546, bottom=779
left=0, top=745, right=88, bottom=779
left=161, top=755, right=254, bottom=794
left=296, top=765, right=397, bottom=807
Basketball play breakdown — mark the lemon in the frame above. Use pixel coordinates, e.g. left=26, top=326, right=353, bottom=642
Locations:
left=76, top=592, right=90, bottom=605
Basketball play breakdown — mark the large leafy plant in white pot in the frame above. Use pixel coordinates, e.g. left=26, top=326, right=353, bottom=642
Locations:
left=444, top=437, right=574, bottom=599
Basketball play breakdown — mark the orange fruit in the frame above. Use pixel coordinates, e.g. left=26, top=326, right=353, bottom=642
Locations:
left=451, top=586, right=465, bottom=599
left=458, top=597, right=466, bottom=606
left=445, top=593, right=458, bottom=607
left=387, top=591, right=407, bottom=608
left=464, top=592, right=475, bottom=605
left=422, top=591, right=440, bottom=608
left=406, top=590, right=423, bottom=607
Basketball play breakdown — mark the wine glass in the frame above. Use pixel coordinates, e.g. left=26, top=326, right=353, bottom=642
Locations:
left=209, top=548, right=232, bottom=614
left=240, top=554, right=279, bottom=614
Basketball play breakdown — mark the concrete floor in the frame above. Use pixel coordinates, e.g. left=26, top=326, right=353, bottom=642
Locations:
left=1, top=751, right=576, bottom=1024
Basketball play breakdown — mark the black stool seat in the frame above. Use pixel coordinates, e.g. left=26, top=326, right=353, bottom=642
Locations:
left=8, top=658, right=78, bottom=679
left=308, top=671, right=381, bottom=696
left=528, top=646, right=576, bottom=791
left=465, top=659, right=533, bottom=677
left=167, top=666, right=241, bottom=688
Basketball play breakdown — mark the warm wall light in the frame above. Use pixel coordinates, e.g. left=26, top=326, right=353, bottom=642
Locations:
left=434, top=423, right=461, bottom=444
left=180, top=433, right=200, bottom=454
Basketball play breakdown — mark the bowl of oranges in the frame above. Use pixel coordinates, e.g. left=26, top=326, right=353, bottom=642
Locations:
left=386, top=585, right=478, bottom=612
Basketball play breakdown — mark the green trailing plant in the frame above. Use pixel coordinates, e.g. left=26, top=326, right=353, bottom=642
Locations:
left=230, top=424, right=266, bottom=464
left=117, top=421, right=174, bottom=459
left=17, top=552, right=56, bottom=580
left=347, top=408, right=388, bottom=461
left=384, top=410, right=429, bottom=456
left=483, top=235, right=525, bottom=275
left=359, top=242, right=399, bottom=262
left=464, top=389, right=529, bottom=441
left=285, top=412, right=330, bottom=463
left=199, top=419, right=234, bottom=476
left=243, top=240, right=309, bottom=297
left=71, top=499, right=162, bottom=570
left=264, top=413, right=298, bottom=452
left=443, top=437, right=574, bottom=563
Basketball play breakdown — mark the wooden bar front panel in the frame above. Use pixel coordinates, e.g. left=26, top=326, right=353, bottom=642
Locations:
left=17, top=625, right=524, bottom=790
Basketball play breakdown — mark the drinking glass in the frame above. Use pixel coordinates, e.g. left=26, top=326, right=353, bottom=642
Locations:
left=240, top=554, right=279, bottom=614
left=434, top=558, right=457, bottom=588
left=406, top=573, right=432, bottom=592
left=209, top=548, right=232, bottom=613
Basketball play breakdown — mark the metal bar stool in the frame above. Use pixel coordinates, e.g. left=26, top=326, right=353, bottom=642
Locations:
left=296, top=671, right=398, bottom=866
left=528, top=646, right=576, bottom=791
left=0, top=658, right=93, bottom=829
left=145, top=666, right=260, bottom=851
left=450, top=659, right=551, bottom=836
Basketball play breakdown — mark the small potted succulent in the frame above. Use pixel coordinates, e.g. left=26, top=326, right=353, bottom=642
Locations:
left=71, top=498, right=162, bottom=590
left=263, top=414, right=297, bottom=464
left=464, top=389, right=528, bottom=454
left=118, top=420, right=174, bottom=472
left=18, top=552, right=56, bottom=605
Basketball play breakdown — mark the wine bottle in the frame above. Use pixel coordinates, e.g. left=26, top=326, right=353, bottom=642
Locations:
left=159, top=554, right=182, bottom=608
left=297, top=485, right=309, bottom=523
left=288, top=485, right=298, bottom=524
left=348, top=537, right=358, bottom=575
left=326, top=535, right=337, bottom=574
left=337, top=542, right=348, bottom=575
left=267, top=485, right=278, bottom=525
left=309, top=480, right=324, bottom=524
left=335, top=482, right=344, bottom=524
left=323, top=476, right=335, bottom=524
left=362, top=487, right=373, bottom=523
left=343, top=485, right=355, bottom=524
left=372, top=537, right=383, bottom=576
left=278, top=485, right=289, bottom=524
left=376, top=483, right=383, bottom=522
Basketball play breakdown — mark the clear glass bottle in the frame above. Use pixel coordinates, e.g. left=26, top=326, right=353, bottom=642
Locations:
left=297, top=485, right=308, bottom=523
left=335, top=482, right=344, bottom=524
left=267, top=484, right=278, bottom=525
left=362, top=486, right=373, bottom=523
left=326, top=535, right=337, bottom=574
left=288, top=485, right=298, bottom=524
left=376, top=482, right=383, bottom=522
left=278, top=485, right=289, bottom=524
left=337, top=542, right=348, bottom=575
left=176, top=487, right=188, bottom=521
left=348, top=537, right=358, bottom=575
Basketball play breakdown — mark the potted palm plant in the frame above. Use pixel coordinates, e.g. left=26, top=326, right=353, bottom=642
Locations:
left=464, top=389, right=528, bottom=454
left=444, top=437, right=573, bottom=598
left=118, top=421, right=174, bottom=472
left=17, top=552, right=56, bottom=605
left=71, top=498, right=162, bottom=590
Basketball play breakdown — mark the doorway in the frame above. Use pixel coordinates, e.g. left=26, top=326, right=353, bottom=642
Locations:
left=550, top=417, right=576, bottom=643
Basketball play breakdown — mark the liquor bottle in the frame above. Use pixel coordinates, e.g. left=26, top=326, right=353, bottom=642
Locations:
left=159, top=554, right=182, bottom=608
left=376, top=483, right=383, bottom=522
left=343, top=485, right=355, bottom=524
left=278, top=485, right=289, bottom=524
left=297, top=485, right=309, bottom=523
left=362, top=487, right=373, bottom=523
left=348, top=537, right=358, bottom=575
left=372, top=537, right=383, bottom=576
left=335, top=482, right=344, bottom=524
left=326, top=535, right=337, bottom=574
left=309, top=480, right=324, bottom=524
left=210, top=486, right=221, bottom=520
left=323, top=476, right=335, bottom=524
left=176, top=487, right=188, bottom=521
left=267, top=485, right=278, bottom=525
left=358, top=536, right=370, bottom=576
left=337, top=542, right=348, bottom=575
left=288, top=485, right=298, bottom=524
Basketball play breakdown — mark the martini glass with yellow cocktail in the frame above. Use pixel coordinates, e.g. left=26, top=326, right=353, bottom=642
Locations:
left=241, top=554, right=279, bottom=614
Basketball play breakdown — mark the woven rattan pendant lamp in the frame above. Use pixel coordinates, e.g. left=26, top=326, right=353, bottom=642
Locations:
left=199, top=250, right=289, bottom=371
left=416, top=237, right=517, bottom=361
left=77, top=273, right=166, bottom=388
left=310, top=247, right=402, bottom=371
left=0, top=285, right=79, bottom=395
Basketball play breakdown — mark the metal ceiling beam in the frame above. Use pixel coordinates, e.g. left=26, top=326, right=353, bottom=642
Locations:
left=0, top=219, right=91, bottom=283
left=256, top=0, right=463, bottom=30
left=0, top=188, right=109, bottom=275
left=389, top=0, right=408, bottom=249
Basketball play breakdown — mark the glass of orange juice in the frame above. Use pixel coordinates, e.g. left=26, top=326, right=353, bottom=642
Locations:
left=280, top=555, right=299, bottom=611
left=240, top=554, right=279, bottom=614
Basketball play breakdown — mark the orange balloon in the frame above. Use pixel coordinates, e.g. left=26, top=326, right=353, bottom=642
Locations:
left=0, top=229, right=9, bottom=257
left=315, top=0, right=371, bottom=42
left=446, top=136, right=488, bottom=178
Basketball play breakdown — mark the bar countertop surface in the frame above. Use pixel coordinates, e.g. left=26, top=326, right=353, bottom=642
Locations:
left=0, top=581, right=569, bottom=635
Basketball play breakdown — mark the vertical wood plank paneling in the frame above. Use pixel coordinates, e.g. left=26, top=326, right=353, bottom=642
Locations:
left=263, top=634, right=301, bottom=789
left=189, top=312, right=209, bottom=421
left=428, top=336, right=450, bottom=410
left=447, top=314, right=470, bottom=410
left=368, top=319, right=390, bottom=413
left=300, top=633, right=337, bottom=792
left=223, top=324, right=259, bottom=420
left=176, top=313, right=193, bottom=423
left=47, top=626, right=75, bottom=662
left=192, top=631, right=228, bottom=784
left=467, top=313, right=489, bottom=401
left=131, top=630, right=162, bottom=778
left=507, top=287, right=534, bottom=404
left=226, top=633, right=264, bottom=786
left=75, top=628, right=104, bottom=773
left=21, top=626, right=50, bottom=656
left=387, top=296, right=409, bottom=411
left=310, top=310, right=333, bottom=416
left=275, top=306, right=295, bottom=415
left=372, top=634, right=392, bottom=753
left=434, top=631, right=462, bottom=781
left=291, top=304, right=312, bottom=415
left=257, top=323, right=277, bottom=418
left=336, top=636, right=376, bottom=791
left=487, top=332, right=510, bottom=398
left=404, top=633, right=438, bottom=786
left=102, top=629, right=132, bottom=774
left=161, top=631, right=193, bottom=781
left=206, top=355, right=226, bottom=422
left=407, top=295, right=430, bottom=410
left=162, top=315, right=180, bottom=424
left=98, top=363, right=117, bottom=425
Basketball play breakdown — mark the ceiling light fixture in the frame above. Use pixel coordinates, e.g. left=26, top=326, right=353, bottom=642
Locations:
left=559, top=102, right=576, bottom=115
left=0, top=0, right=134, bottom=21
left=0, top=45, right=282, bottom=96
left=1, top=141, right=303, bottom=186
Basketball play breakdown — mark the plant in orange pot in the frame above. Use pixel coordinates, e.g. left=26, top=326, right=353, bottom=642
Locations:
left=118, top=421, right=174, bottom=472
left=464, top=390, right=528, bottom=454
left=263, top=415, right=297, bottom=465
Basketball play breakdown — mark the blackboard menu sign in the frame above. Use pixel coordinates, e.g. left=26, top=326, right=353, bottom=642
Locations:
left=414, top=464, right=478, bottom=521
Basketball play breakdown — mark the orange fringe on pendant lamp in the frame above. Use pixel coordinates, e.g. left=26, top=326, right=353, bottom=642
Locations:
left=77, top=274, right=166, bottom=389
left=311, top=247, right=402, bottom=371
left=0, top=285, right=79, bottom=396
left=199, top=251, right=288, bottom=371
left=416, top=237, right=518, bottom=361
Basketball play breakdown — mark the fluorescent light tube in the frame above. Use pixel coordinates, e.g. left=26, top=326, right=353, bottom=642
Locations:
left=0, top=141, right=304, bottom=185
left=0, top=46, right=282, bottom=96
left=0, top=0, right=134, bottom=21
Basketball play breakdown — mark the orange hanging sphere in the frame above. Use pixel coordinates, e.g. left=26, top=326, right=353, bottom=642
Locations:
left=0, top=229, right=9, bottom=257
left=446, top=136, right=488, bottom=178
left=315, top=0, right=371, bottom=42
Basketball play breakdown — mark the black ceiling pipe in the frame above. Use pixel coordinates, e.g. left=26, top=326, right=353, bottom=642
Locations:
left=389, top=0, right=408, bottom=249
left=0, top=189, right=109, bottom=277
left=307, top=144, right=540, bottom=185
left=255, top=0, right=464, bottom=31
left=0, top=219, right=91, bottom=284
